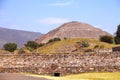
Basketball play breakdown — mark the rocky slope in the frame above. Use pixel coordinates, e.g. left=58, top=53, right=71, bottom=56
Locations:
left=0, top=27, right=43, bottom=48
left=36, top=21, right=111, bottom=43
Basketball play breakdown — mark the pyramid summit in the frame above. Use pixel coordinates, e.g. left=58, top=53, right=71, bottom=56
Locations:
left=36, top=21, right=111, bottom=43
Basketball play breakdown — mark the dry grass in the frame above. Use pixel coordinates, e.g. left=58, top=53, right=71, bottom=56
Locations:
left=25, top=72, right=120, bottom=80
left=0, top=49, right=11, bottom=53
left=34, top=38, right=119, bottom=53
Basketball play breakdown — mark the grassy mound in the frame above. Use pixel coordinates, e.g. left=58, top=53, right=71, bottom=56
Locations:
left=34, top=38, right=118, bottom=53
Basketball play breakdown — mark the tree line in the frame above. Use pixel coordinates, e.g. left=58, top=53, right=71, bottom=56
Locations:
left=100, top=24, right=120, bottom=44
left=3, top=37, right=61, bottom=52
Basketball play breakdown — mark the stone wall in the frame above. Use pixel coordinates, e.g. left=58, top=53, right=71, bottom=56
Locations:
left=0, top=52, right=120, bottom=76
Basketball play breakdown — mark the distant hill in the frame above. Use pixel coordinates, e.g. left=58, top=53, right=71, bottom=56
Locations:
left=0, top=27, right=43, bottom=48
left=36, top=21, right=111, bottom=43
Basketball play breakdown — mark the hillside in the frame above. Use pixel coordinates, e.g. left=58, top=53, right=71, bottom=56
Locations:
left=36, top=21, right=111, bottom=43
left=34, top=38, right=116, bottom=53
left=0, top=27, right=43, bottom=48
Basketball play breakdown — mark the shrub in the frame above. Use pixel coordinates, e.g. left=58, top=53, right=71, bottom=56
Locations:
left=82, top=42, right=90, bottom=47
left=64, top=37, right=67, bottom=40
left=94, top=45, right=99, bottom=49
left=99, top=45, right=104, bottom=49
left=39, top=43, right=45, bottom=47
left=100, top=35, right=113, bottom=44
left=48, top=37, right=61, bottom=43
left=26, top=47, right=34, bottom=51
left=18, top=48, right=25, bottom=54
left=53, top=37, right=61, bottom=41
left=25, top=41, right=39, bottom=50
left=48, top=39, right=54, bottom=43
left=94, top=44, right=104, bottom=49
left=4, top=43, right=17, bottom=52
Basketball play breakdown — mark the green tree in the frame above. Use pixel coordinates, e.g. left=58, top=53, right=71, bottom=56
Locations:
left=115, top=24, right=120, bottom=44
left=4, top=43, right=17, bottom=52
left=100, top=35, right=113, bottom=44
left=25, top=41, right=39, bottom=50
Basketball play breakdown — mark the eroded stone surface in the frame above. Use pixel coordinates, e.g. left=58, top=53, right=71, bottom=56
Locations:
left=0, top=52, right=120, bottom=76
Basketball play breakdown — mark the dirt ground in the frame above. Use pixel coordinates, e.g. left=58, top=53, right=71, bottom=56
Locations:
left=0, top=73, right=49, bottom=80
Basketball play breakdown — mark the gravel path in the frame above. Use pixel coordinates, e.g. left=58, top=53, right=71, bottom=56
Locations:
left=0, top=73, right=49, bottom=80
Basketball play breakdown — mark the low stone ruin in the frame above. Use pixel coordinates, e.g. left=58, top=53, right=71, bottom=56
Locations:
left=0, top=52, right=120, bottom=76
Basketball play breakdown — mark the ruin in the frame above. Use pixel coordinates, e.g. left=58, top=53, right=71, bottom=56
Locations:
left=0, top=52, right=120, bottom=76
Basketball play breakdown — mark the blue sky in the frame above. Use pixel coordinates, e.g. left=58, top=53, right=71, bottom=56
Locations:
left=0, top=0, right=120, bottom=34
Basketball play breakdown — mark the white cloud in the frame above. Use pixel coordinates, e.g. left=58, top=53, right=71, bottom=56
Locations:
left=49, top=0, right=73, bottom=6
left=39, top=17, right=70, bottom=25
